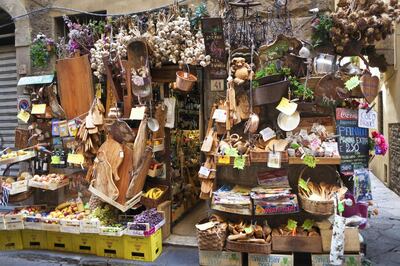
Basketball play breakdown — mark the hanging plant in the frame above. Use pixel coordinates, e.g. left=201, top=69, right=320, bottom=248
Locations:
left=30, top=33, right=55, bottom=68
left=289, top=76, right=314, bottom=101
left=311, top=14, right=333, bottom=47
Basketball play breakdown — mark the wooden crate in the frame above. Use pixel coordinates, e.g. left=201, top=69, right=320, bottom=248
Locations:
left=272, top=235, right=323, bottom=253
left=320, top=228, right=360, bottom=252
left=199, top=250, right=242, bottom=266
left=157, top=200, right=171, bottom=240
left=248, top=253, right=294, bottom=266
left=288, top=156, right=341, bottom=165
left=250, top=151, right=288, bottom=163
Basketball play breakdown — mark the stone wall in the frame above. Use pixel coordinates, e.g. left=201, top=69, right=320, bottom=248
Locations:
left=389, top=123, right=400, bottom=196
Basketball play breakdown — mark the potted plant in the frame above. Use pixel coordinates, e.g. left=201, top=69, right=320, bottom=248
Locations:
left=254, top=62, right=286, bottom=86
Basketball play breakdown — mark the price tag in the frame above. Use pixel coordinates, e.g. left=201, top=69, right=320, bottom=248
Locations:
left=51, top=156, right=60, bottom=164
left=17, top=110, right=30, bottom=123
left=259, top=127, right=276, bottom=142
left=268, top=152, right=281, bottom=168
left=129, top=106, right=146, bottom=120
left=233, top=156, right=245, bottom=170
left=224, top=147, right=238, bottom=157
left=299, top=129, right=308, bottom=138
left=67, top=154, right=85, bottom=164
left=95, top=83, right=102, bottom=99
left=119, top=151, right=124, bottom=158
left=358, top=109, right=377, bottom=129
left=218, top=156, right=230, bottom=164
left=212, top=109, right=227, bottom=123
left=31, top=104, right=46, bottom=115
left=345, top=76, right=360, bottom=91
left=276, top=97, right=297, bottom=116
left=198, top=166, right=211, bottom=177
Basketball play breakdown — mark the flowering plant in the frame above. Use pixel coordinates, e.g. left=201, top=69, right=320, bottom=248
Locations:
left=371, top=131, right=388, bottom=156
left=31, top=33, right=55, bottom=68
left=63, top=16, right=98, bottom=56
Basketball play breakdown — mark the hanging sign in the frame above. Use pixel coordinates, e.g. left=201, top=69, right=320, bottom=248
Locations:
left=31, top=104, right=46, bottom=115
left=358, top=109, right=377, bottom=129
left=17, top=110, right=30, bottom=123
left=67, top=153, right=85, bottom=165
left=201, top=18, right=227, bottom=80
left=336, top=108, right=369, bottom=176
left=129, top=106, right=146, bottom=120
left=276, top=97, right=297, bottom=116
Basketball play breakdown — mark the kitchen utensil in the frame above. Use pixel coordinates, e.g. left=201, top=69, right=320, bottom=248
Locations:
left=313, top=53, right=336, bottom=74
left=115, top=144, right=134, bottom=205
left=98, top=135, right=124, bottom=182
left=108, top=119, right=136, bottom=143
left=277, top=111, right=300, bottom=131
left=244, top=113, right=260, bottom=133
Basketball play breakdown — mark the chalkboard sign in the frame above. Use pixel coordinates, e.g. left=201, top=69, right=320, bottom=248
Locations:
left=201, top=18, right=227, bottom=79
left=336, top=108, right=369, bottom=176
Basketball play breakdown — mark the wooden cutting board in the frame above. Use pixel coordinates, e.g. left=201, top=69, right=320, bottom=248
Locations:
left=56, top=55, right=94, bottom=119
left=115, top=144, right=134, bottom=205
left=98, top=136, right=124, bottom=182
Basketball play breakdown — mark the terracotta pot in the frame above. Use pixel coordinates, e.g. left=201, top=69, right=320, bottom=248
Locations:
left=253, top=80, right=290, bottom=106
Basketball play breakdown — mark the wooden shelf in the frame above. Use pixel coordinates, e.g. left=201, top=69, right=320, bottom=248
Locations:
left=288, top=157, right=341, bottom=165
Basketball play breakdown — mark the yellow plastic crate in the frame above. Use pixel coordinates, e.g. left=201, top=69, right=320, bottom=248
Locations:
left=123, top=228, right=162, bottom=262
left=72, top=233, right=97, bottom=255
left=96, top=235, right=125, bottom=258
left=0, top=230, right=23, bottom=250
left=46, top=231, right=73, bottom=252
left=22, top=229, right=48, bottom=250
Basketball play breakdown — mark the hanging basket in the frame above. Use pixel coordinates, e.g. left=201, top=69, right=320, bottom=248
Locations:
left=176, top=71, right=197, bottom=92
left=297, top=166, right=345, bottom=216
left=253, top=80, right=290, bottom=106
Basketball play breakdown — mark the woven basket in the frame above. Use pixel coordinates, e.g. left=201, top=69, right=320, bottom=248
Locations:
left=226, top=239, right=271, bottom=254
left=298, top=166, right=344, bottom=216
left=197, top=219, right=227, bottom=251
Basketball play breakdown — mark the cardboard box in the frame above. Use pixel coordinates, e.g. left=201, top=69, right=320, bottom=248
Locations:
left=123, top=228, right=162, bottom=262
left=198, top=250, right=242, bottom=266
left=0, top=230, right=23, bottom=250
left=72, top=233, right=97, bottom=255
left=96, top=235, right=124, bottom=258
left=311, top=254, right=362, bottom=266
left=157, top=200, right=171, bottom=240
left=22, top=229, right=47, bottom=250
left=46, top=231, right=73, bottom=252
left=320, top=228, right=360, bottom=252
left=248, top=254, right=294, bottom=266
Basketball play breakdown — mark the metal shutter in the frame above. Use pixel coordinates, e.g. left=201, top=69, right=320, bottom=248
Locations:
left=0, top=46, right=18, bottom=176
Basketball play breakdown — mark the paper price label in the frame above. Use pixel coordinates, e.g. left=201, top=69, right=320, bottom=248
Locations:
left=17, top=110, right=30, bottom=123
left=218, top=156, right=230, bottom=165
left=51, top=156, right=60, bottom=164
left=259, top=127, right=276, bottom=142
left=31, top=104, right=46, bottom=115
left=67, top=154, right=85, bottom=164
left=198, top=166, right=211, bottom=177
left=345, top=76, right=360, bottom=91
left=233, top=156, right=245, bottom=170
left=212, top=109, right=227, bottom=123
left=129, top=106, right=146, bottom=120
left=268, top=152, right=281, bottom=169
left=276, top=97, right=297, bottom=116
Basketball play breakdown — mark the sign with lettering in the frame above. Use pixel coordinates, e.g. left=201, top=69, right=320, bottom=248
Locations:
left=336, top=108, right=369, bottom=176
left=358, top=109, right=377, bottom=129
left=201, top=18, right=227, bottom=79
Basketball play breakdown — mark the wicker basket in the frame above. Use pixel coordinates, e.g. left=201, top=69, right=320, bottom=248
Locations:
left=140, top=185, right=169, bottom=209
left=197, top=219, right=227, bottom=251
left=226, top=239, right=271, bottom=254
left=297, top=166, right=344, bottom=216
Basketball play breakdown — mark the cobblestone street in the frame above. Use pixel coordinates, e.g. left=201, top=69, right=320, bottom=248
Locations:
left=362, top=172, right=400, bottom=265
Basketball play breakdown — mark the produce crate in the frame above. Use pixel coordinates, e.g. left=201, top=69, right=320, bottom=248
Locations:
left=320, top=228, right=360, bottom=252
left=23, top=216, right=43, bottom=230
left=248, top=253, right=294, bottom=266
left=157, top=200, right=171, bottom=240
left=125, top=212, right=165, bottom=236
left=96, top=235, right=125, bottom=258
left=46, top=231, right=73, bottom=252
left=0, top=230, right=23, bottom=250
left=140, top=185, right=169, bottom=209
left=28, top=178, right=69, bottom=190
left=123, top=228, right=162, bottom=262
left=99, top=226, right=125, bottom=236
left=250, top=151, right=288, bottom=163
left=21, top=229, right=47, bottom=250
left=272, top=235, right=323, bottom=253
left=288, top=156, right=341, bottom=165
left=79, top=218, right=101, bottom=234
left=226, top=240, right=271, bottom=254
left=198, top=250, right=242, bottom=266
left=4, top=213, right=24, bottom=230
left=41, top=217, right=61, bottom=232
left=9, top=179, right=29, bottom=195
left=60, top=219, right=80, bottom=234
left=0, top=214, right=6, bottom=230
left=72, top=233, right=97, bottom=255
left=311, top=254, right=361, bottom=266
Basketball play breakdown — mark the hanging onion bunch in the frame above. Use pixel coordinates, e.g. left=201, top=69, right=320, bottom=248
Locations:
left=330, top=0, right=400, bottom=54
left=149, top=13, right=210, bottom=67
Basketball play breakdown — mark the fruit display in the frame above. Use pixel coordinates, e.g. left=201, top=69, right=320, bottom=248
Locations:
left=90, top=204, right=121, bottom=227
left=128, top=208, right=164, bottom=231
left=144, top=187, right=165, bottom=200
left=0, top=150, right=29, bottom=160
left=272, top=219, right=319, bottom=237
left=47, top=199, right=87, bottom=220
left=31, top=173, right=67, bottom=183
left=227, top=221, right=272, bottom=244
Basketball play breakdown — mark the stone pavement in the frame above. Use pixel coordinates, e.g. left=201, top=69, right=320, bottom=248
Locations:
left=362, top=172, right=400, bottom=266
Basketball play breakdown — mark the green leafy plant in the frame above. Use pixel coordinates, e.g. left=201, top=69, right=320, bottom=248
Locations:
left=298, top=178, right=310, bottom=194
left=190, top=1, right=209, bottom=30
left=286, top=219, right=298, bottom=236
left=31, top=33, right=55, bottom=68
left=311, top=14, right=333, bottom=47
left=303, top=154, right=317, bottom=168
left=289, top=76, right=314, bottom=101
